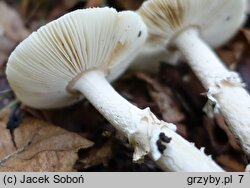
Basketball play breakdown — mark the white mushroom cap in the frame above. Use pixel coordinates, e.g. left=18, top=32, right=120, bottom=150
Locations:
left=6, top=7, right=147, bottom=109
left=139, top=0, right=246, bottom=48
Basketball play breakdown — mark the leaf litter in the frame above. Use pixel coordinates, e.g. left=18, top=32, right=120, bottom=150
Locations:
left=0, top=108, right=93, bottom=171
left=0, top=0, right=250, bottom=172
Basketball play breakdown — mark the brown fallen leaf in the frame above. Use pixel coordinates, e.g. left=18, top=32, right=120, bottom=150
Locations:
left=135, top=72, right=185, bottom=123
left=216, top=49, right=238, bottom=67
left=21, top=101, right=106, bottom=133
left=0, top=108, right=93, bottom=172
left=85, top=0, right=104, bottom=8
left=215, top=114, right=242, bottom=151
left=174, top=123, right=189, bottom=140
left=0, top=108, right=16, bottom=158
left=0, top=1, right=29, bottom=43
left=217, top=41, right=245, bottom=69
left=241, top=28, right=250, bottom=44
left=202, top=116, right=230, bottom=154
left=0, top=36, right=15, bottom=56
left=75, top=140, right=112, bottom=170
left=46, top=0, right=80, bottom=21
left=0, top=1, right=29, bottom=87
left=216, top=154, right=245, bottom=172
left=159, top=63, right=207, bottom=124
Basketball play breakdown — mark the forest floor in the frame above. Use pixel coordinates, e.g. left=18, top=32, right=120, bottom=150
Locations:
left=0, top=0, right=250, bottom=171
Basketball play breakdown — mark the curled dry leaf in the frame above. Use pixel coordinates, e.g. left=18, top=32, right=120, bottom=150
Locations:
left=0, top=108, right=93, bottom=172
left=135, top=72, right=185, bottom=123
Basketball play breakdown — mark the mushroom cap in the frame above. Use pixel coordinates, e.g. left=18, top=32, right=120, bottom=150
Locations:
left=138, top=0, right=246, bottom=48
left=6, top=7, right=147, bottom=109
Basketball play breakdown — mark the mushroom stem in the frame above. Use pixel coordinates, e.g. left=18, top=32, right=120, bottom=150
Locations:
left=154, top=130, right=224, bottom=172
left=72, top=70, right=224, bottom=171
left=174, top=28, right=250, bottom=156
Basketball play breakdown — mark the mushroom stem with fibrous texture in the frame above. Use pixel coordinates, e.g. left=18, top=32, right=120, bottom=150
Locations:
left=71, top=70, right=224, bottom=172
left=138, top=0, right=250, bottom=156
left=173, top=28, right=250, bottom=156
left=6, top=7, right=223, bottom=171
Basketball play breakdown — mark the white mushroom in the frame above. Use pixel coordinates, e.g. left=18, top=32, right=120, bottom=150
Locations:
left=138, top=0, right=250, bottom=156
left=6, top=7, right=223, bottom=171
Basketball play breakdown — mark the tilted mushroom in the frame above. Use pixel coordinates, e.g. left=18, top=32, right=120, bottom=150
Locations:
left=6, top=7, right=224, bottom=171
left=138, top=0, right=250, bottom=156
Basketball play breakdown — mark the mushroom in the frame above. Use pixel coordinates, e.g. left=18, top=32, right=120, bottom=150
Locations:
left=6, top=7, right=223, bottom=171
left=138, top=0, right=250, bottom=156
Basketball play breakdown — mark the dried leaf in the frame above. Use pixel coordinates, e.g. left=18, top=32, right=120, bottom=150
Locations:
left=174, top=123, right=188, bottom=139
left=0, top=1, right=29, bottom=74
left=0, top=109, right=93, bottom=172
left=135, top=72, right=185, bottom=123
left=0, top=1, right=29, bottom=42
left=22, top=101, right=105, bottom=132
left=0, top=36, right=15, bottom=55
left=215, top=114, right=242, bottom=151
left=216, top=155, right=245, bottom=172
left=76, top=141, right=112, bottom=170
left=0, top=109, right=16, bottom=158
left=202, top=116, right=230, bottom=154
left=241, top=29, right=250, bottom=43
left=85, top=0, right=104, bottom=8
left=46, top=0, right=79, bottom=21
left=159, top=63, right=207, bottom=122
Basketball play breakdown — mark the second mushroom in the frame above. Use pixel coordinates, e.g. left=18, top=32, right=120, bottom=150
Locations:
left=138, top=0, right=250, bottom=156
